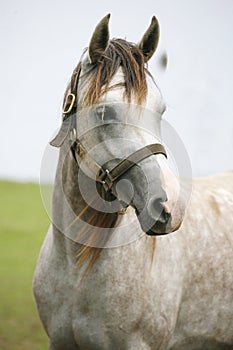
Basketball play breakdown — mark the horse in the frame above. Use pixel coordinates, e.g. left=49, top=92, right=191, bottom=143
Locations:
left=33, top=14, right=233, bottom=350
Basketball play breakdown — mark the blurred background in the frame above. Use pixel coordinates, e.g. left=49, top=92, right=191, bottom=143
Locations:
left=0, top=0, right=233, bottom=349
left=1, top=0, right=233, bottom=181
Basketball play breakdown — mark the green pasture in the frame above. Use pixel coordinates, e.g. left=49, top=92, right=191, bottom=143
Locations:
left=0, top=181, right=49, bottom=349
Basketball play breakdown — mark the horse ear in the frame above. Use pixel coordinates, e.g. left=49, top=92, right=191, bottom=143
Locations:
left=89, top=14, right=111, bottom=64
left=138, top=16, right=160, bottom=62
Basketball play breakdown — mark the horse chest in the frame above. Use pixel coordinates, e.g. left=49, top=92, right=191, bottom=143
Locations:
left=70, top=244, right=183, bottom=349
left=34, top=231, right=184, bottom=349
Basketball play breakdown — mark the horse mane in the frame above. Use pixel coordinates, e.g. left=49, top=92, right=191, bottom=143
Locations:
left=64, top=38, right=155, bottom=274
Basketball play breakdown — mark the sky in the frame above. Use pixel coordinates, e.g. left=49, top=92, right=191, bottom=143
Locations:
left=1, top=0, right=233, bottom=181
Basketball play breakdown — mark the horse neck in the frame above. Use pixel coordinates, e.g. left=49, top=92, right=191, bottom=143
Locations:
left=51, top=145, right=155, bottom=272
left=52, top=145, right=119, bottom=247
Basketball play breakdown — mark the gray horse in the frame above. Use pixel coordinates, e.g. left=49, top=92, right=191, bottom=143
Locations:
left=33, top=14, right=233, bottom=350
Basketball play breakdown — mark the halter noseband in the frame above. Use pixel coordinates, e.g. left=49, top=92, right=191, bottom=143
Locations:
left=72, top=138, right=167, bottom=193
left=50, top=66, right=167, bottom=195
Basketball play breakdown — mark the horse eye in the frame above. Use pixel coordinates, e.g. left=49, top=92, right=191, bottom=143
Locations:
left=95, top=106, right=117, bottom=121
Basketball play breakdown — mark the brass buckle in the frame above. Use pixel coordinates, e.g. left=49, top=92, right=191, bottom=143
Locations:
left=63, top=93, right=76, bottom=114
left=97, top=169, right=114, bottom=191
left=118, top=206, right=129, bottom=215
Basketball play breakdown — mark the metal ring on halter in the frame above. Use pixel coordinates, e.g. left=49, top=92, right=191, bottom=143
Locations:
left=63, top=93, right=76, bottom=114
left=70, top=128, right=77, bottom=142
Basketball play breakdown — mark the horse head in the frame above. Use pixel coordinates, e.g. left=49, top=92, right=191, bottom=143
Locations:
left=51, top=14, right=186, bottom=236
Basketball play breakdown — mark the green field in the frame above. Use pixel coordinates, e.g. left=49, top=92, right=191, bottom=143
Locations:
left=0, top=181, right=49, bottom=349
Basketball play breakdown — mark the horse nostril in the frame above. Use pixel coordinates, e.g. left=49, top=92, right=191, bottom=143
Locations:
left=136, top=195, right=172, bottom=235
left=147, top=195, right=169, bottom=221
left=159, top=208, right=171, bottom=224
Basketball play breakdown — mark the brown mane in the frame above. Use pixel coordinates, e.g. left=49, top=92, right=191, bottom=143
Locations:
left=65, top=39, right=155, bottom=273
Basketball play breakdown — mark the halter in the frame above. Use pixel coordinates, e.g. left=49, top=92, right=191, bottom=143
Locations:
left=50, top=66, right=167, bottom=199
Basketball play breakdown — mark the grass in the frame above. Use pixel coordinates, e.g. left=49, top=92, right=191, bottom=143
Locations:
left=0, top=181, right=50, bottom=350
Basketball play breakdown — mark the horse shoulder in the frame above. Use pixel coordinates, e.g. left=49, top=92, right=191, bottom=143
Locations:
left=33, top=226, right=79, bottom=349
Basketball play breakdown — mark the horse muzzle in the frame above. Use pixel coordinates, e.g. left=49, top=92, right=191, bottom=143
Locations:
left=135, top=196, right=173, bottom=236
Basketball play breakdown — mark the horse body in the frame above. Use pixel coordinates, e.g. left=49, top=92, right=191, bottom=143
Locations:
left=34, top=171, right=233, bottom=350
left=33, top=14, right=233, bottom=350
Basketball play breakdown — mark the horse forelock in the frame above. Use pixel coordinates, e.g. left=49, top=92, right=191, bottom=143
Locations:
left=64, top=38, right=154, bottom=109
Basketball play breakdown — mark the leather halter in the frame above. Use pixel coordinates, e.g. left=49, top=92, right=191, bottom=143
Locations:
left=50, top=65, right=167, bottom=195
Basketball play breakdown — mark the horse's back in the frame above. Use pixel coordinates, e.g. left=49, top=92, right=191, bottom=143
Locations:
left=168, top=171, right=233, bottom=349
left=193, top=170, right=233, bottom=191
left=185, top=171, right=233, bottom=240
